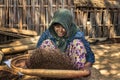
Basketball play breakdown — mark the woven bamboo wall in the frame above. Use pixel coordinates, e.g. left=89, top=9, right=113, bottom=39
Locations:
left=0, top=0, right=120, bottom=39
left=74, top=0, right=120, bottom=38
left=0, top=0, right=75, bottom=35
left=75, top=8, right=120, bottom=38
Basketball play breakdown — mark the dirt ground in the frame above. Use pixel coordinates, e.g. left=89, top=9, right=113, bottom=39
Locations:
left=0, top=43, right=120, bottom=80
left=91, top=43, right=120, bottom=80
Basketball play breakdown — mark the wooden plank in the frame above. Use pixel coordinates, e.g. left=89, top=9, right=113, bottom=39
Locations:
left=45, top=0, right=49, bottom=29
left=113, top=11, right=118, bottom=26
left=22, top=0, right=27, bottom=29
left=110, top=26, right=116, bottom=38
left=52, top=0, right=57, bottom=16
left=79, top=9, right=84, bottom=25
left=95, top=10, right=103, bottom=37
left=89, top=11, right=96, bottom=38
left=18, top=0, right=23, bottom=30
left=34, top=0, right=40, bottom=33
left=0, top=27, right=37, bottom=36
left=68, top=0, right=71, bottom=9
left=117, top=9, right=120, bottom=35
left=75, top=9, right=80, bottom=26
left=102, top=10, right=107, bottom=37
left=39, top=0, right=42, bottom=35
left=113, top=11, right=118, bottom=36
left=96, top=10, right=102, bottom=26
left=118, top=9, right=120, bottom=26
left=41, top=0, right=46, bottom=32
left=38, top=0, right=41, bottom=34
left=0, top=1, right=2, bottom=27
left=0, top=30, right=29, bottom=38
left=103, top=26, right=109, bottom=37
left=5, top=0, right=8, bottom=27
left=9, top=0, right=13, bottom=28
left=1, top=44, right=36, bottom=54
left=0, top=36, right=39, bottom=48
left=83, top=11, right=88, bottom=31
left=13, top=0, right=17, bottom=28
left=1, top=0, right=5, bottom=27
left=103, top=10, right=111, bottom=26
left=31, top=0, right=35, bottom=30
left=109, top=10, right=117, bottom=38
left=26, top=0, right=32, bottom=30
left=0, top=65, right=17, bottom=74
left=0, top=35, right=18, bottom=44
left=62, top=0, right=67, bottom=8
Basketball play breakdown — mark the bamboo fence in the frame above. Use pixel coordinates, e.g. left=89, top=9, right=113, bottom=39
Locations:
left=0, top=0, right=74, bottom=35
left=0, top=0, right=120, bottom=44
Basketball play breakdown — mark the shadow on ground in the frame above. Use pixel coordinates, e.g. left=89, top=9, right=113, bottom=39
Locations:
left=91, top=43, right=120, bottom=80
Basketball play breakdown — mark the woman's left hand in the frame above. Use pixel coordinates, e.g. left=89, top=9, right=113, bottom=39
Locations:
left=84, top=62, right=93, bottom=68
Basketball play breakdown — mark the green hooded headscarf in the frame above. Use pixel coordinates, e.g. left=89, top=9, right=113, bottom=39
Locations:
left=49, top=9, right=78, bottom=52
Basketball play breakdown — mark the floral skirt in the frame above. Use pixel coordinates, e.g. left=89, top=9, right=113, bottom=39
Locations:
left=40, top=39, right=86, bottom=69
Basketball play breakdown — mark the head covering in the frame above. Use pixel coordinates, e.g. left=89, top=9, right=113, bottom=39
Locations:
left=49, top=9, right=78, bottom=52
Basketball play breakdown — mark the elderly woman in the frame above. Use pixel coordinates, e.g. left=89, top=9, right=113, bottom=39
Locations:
left=36, top=8, right=95, bottom=70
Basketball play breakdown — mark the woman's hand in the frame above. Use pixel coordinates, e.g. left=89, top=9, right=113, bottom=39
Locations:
left=81, top=62, right=92, bottom=76
left=84, top=62, right=93, bottom=68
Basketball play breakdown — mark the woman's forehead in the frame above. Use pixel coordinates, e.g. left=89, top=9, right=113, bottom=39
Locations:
left=53, top=23, right=62, bottom=26
left=53, top=23, right=64, bottom=28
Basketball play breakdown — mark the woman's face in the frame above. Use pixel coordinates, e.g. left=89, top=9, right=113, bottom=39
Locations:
left=54, top=24, right=66, bottom=37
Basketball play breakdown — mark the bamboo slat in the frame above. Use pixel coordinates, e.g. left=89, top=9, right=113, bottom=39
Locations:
left=118, top=9, right=120, bottom=35
left=0, top=36, right=39, bottom=48
left=34, top=0, right=40, bottom=33
left=76, top=9, right=80, bottom=26
left=1, top=44, right=36, bottom=54
left=90, top=11, right=96, bottom=37
left=113, top=12, right=118, bottom=25
left=18, top=0, right=23, bottom=30
left=95, top=10, right=102, bottom=37
left=46, top=0, right=50, bottom=29
left=0, top=27, right=37, bottom=36
left=31, top=0, right=35, bottom=30
left=83, top=10, right=88, bottom=34
left=22, top=0, right=27, bottom=29
left=0, top=4, right=2, bottom=27
left=40, top=0, right=45, bottom=33
left=26, top=0, right=31, bottom=30
left=8, top=0, right=13, bottom=28
left=0, top=0, right=120, bottom=41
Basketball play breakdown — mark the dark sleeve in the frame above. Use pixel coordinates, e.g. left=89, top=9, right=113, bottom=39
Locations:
left=36, top=31, right=47, bottom=48
left=81, top=33, right=95, bottom=64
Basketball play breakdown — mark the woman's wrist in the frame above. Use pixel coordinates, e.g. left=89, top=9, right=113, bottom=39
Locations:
left=84, top=62, right=93, bottom=68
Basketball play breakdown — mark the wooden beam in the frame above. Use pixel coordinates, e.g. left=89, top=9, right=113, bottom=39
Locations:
left=0, top=36, right=39, bottom=48
left=0, top=65, right=17, bottom=74
left=0, top=30, right=29, bottom=38
left=0, top=27, right=37, bottom=36
left=1, top=44, right=36, bottom=55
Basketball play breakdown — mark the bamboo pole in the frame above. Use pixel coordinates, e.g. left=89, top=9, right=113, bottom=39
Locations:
left=0, top=36, right=39, bottom=48
left=0, top=27, right=37, bottom=36
left=1, top=44, right=36, bottom=54
left=0, top=0, right=2, bottom=27
left=0, top=65, right=17, bottom=74
left=22, top=0, right=26, bottom=29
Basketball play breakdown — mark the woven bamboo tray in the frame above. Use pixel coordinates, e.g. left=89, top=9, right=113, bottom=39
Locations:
left=11, top=54, right=90, bottom=78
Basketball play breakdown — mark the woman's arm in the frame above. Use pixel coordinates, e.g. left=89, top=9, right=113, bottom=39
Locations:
left=36, top=31, right=48, bottom=48
left=81, top=33, right=95, bottom=67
